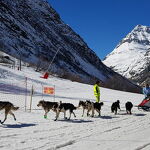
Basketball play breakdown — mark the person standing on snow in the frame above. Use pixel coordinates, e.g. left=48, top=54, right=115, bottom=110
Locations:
left=93, top=81, right=100, bottom=103
left=143, top=83, right=150, bottom=99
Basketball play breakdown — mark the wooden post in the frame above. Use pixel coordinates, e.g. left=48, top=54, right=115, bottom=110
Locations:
left=29, top=85, right=34, bottom=112
left=25, top=77, right=27, bottom=112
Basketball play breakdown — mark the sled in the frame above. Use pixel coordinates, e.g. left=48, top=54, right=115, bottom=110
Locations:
left=138, top=97, right=150, bottom=111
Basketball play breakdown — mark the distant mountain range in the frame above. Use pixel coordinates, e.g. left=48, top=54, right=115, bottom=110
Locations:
left=0, top=0, right=141, bottom=93
left=103, top=25, right=150, bottom=85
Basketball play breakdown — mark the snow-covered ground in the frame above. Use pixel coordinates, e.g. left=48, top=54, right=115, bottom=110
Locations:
left=0, top=64, right=149, bottom=150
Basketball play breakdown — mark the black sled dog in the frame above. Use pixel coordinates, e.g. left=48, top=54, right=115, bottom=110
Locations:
left=92, top=102, right=104, bottom=117
left=111, top=100, right=120, bottom=115
left=125, top=101, right=133, bottom=114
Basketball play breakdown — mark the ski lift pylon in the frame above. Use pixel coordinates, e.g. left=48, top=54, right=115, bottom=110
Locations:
left=40, top=49, right=60, bottom=79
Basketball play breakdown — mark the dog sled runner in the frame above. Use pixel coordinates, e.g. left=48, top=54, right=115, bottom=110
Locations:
left=138, top=98, right=150, bottom=111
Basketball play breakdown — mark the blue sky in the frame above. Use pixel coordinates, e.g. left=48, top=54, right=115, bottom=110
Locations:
left=48, top=0, right=150, bottom=60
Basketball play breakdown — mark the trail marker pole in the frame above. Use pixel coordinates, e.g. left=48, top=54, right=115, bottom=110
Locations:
left=29, top=85, right=34, bottom=112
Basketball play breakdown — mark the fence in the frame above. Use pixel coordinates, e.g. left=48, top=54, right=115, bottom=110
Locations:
left=0, top=76, right=55, bottom=112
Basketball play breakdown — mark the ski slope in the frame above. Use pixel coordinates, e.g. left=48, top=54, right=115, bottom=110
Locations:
left=0, top=65, right=149, bottom=150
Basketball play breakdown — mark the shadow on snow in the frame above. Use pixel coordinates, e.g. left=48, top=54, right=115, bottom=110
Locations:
left=1, top=123, right=37, bottom=128
left=57, top=119, right=93, bottom=123
left=96, top=115, right=119, bottom=119
left=133, top=113, right=146, bottom=116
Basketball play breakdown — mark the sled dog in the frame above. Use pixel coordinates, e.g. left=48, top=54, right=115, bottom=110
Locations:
left=125, top=101, right=133, bottom=114
left=37, top=100, right=58, bottom=118
left=111, top=100, right=120, bottom=115
left=0, top=101, right=19, bottom=124
left=55, top=102, right=77, bottom=121
left=78, top=100, right=104, bottom=117
left=78, top=100, right=93, bottom=116
left=92, top=102, right=104, bottom=117
left=85, top=101, right=104, bottom=117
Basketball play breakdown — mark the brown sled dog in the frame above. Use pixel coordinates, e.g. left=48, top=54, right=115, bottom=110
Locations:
left=37, top=100, right=59, bottom=119
left=0, top=101, right=19, bottom=124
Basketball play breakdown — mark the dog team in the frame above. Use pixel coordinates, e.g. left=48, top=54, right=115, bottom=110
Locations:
left=0, top=99, right=133, bottom=124
left=1, top=81, right=149, bottom=124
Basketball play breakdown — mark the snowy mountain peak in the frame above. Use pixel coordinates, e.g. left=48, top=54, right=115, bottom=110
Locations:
left=133, top=24, right=149, bottom=32
left=116, top=25, right=150, bottom=49
left=103, top=25, right=150, bottom=85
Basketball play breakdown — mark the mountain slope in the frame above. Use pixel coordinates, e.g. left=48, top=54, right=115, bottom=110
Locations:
left=0, top=0, right=141, bottom=93
left=103, top=25, right=150, bottom=85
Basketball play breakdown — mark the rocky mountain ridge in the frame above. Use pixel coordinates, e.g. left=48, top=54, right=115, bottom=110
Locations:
left=103, top=25, right=150, bottom=85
